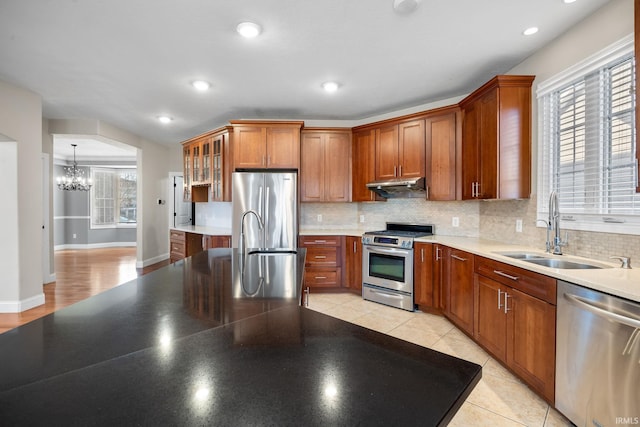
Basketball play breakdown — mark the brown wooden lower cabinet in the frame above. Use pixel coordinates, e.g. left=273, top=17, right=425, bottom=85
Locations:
left=414, top=242, right=435, bottom=310
left=474, top=255, right=557, bottom=404
left=344, top=236, right=362, bottom=293
left=443, top=247, right=475, bottom=335
left=299, top=235, right=344, bottom=291
left=203, top=235, right=231, bottom=249
left=169, top=230, right=203, bottom=263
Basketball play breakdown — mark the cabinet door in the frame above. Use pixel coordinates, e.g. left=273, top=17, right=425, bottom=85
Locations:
left=474, top=274, right=507, bottom=361
left=375, top=124, right=399, bottom=180
left=414, top=243, right=434, bottom=309
left=192, top=142, right=202, bottom=184
left=345, top=236, right=362, bottom=292
left=201, top=137, right=211, bottom=183
left=398, top=119, right=425, bottom=178
left=183, top=144, right=192, bottom=202
left=461, top=102, right=480, bottom=199
left=425, top=112, right=457, bottom=201
left=234, top=126, right=267, bottom=168
left=266, top=126, right=300, bottom=169
left=507, top=287, right=556, bottom=403
left=446, top=248, right=474, bottom=335
left=478, top=89, right=498, bottom=199
left=325, top=132, right=350, bottom=202
left=300, top=132, right=325, bottom=202
left=352, top=129, right=378, bottom=201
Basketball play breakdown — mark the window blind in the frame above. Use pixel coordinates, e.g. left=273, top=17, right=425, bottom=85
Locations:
left=537, top=36, right=639, bottom=234
left=91, top=169, right=116, bottom=226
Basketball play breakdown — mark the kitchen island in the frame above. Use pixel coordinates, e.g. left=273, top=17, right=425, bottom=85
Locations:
left=0, top=249, right=481, bottom=426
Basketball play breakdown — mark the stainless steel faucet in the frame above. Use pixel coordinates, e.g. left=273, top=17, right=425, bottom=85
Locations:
left=548, top=190, right=568, bottom=255
left=239, top=210, right=264, bottom=254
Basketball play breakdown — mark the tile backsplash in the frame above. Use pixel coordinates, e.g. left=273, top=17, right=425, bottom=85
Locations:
left=198, top=195, right=638, bottom=265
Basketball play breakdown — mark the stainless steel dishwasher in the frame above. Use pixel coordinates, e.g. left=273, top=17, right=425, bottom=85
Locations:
left=556, top=280, right=640, bottom=427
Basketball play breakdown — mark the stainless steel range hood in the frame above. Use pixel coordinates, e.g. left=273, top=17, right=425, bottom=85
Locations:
left=366, top=177, right=426, bottom=199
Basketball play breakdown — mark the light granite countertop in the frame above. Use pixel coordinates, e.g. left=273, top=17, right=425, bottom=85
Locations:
left=416, top=235, right=640, bottom=304
left=169, top=225, right=639, bottom=303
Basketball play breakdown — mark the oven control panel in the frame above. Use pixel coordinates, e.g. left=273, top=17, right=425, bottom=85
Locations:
left=362, top=235, right=414, bottom=249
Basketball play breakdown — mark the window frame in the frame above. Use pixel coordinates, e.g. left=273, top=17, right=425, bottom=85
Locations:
left=536, top=34, right=640, bottom=236
left=90, top=167, right=137, bottom=229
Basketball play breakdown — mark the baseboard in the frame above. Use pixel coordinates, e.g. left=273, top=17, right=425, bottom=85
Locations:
left=137, top=253, right=169, bottom=269
left=0, top=292, right=45, bottom=313
left=54, top=242, right=137, bottom=250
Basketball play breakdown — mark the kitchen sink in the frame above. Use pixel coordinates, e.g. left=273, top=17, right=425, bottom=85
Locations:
left=493, top=251, right=611, bottom=269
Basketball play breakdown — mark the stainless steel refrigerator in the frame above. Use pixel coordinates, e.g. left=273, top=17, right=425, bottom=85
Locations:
left=231, top=171, right=298, bottom=250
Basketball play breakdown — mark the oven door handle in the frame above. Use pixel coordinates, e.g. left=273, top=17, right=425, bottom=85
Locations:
left=365, top=246, right=411, bottom=256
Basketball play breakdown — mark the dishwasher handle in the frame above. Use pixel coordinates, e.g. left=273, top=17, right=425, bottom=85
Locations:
left=564, top=293, right=640, bottom=329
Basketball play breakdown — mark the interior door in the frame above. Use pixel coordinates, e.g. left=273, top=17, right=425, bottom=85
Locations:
left=173, top=175, right=191, bottom=227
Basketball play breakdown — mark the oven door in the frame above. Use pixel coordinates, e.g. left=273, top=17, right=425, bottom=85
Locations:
left=362, top=244, right=413, bottom=293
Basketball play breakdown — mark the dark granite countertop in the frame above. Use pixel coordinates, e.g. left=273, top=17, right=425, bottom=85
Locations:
left=0, top=248, right=481, bottom=426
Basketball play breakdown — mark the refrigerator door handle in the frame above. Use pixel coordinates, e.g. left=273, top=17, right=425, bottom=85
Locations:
left=258, top=185, right=263, bottom=219
left=265, top=185, right=270, bottom=226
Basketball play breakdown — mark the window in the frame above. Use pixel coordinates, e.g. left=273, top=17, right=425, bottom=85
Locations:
left=91, top=168, right=137, bottom=227
left=538, top=35, right=639, bottom=235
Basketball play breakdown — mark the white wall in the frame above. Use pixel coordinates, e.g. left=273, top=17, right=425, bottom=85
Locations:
left=478, top=0, right=639, bottom=261
left=0, top=80, right=44, bottom=311
left=49, top=119, right=172, bottom=267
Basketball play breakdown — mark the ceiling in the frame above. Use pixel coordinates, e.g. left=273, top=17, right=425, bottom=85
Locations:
left=0, top=0, right=612, bottom=151
left=52, top=135, right=137, bottom=162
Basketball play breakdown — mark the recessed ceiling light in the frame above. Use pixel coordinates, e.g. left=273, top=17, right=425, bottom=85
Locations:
left=236, top=22, right=262, bottom=38
left=392, top=0, right=420, bottom=14
left=157, top=116, right=173, bottom=124
left=322, top=81, right=340, bottom=93
left=523, top=27, right=539, bottom=36
left=563, top=0, right=577, bottom=3
left=192, top=80, right=211, bottom=91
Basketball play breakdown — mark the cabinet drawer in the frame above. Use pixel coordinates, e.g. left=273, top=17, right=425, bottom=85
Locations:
left=170, top=241, right=186, bottom=256
left=170, top=230, right=186, bottom=242
left=299, top=236, right=341, bottom=246
left=304, top=268, right=341, bottom=287
left=475, top=256, right=556, bottom=305
left=305, top=247, right=338, bottom=266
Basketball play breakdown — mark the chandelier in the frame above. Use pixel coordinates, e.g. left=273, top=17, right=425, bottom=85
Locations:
left=57, top=144, right=92, bottom=191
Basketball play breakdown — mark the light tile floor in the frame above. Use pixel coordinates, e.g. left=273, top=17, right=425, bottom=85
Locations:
left=306, top=292, right=574, bottom=427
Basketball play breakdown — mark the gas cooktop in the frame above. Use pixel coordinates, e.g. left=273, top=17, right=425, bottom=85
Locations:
left=362, top=223, right=435, bottom=249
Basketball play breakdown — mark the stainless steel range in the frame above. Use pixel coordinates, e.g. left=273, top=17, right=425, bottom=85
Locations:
left=362, top=223, right=435, bottom=311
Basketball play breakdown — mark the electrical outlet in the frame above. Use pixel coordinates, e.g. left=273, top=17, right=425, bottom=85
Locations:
left=516, top=219, right=523, bottom=233
left=317, top=214, right=322, bottom=222
left=452, top=217, right=459, bottom=227
left=73, top=233, right=77, bottom=239
left=359, top=215, right=365, bottom=223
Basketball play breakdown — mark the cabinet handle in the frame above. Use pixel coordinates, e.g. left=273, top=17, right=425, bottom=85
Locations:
left=421, top=248, right=424, bottom=262
left=451, top=254, right=467, bottom=262
left=315, top=276, right=327, bottom=280
left=353, top=241, right=357, bottom=253
left=504, top=292, right=511, bottom=314
left=314, top=256, right=327, bottom=259
left=493, top=270, right=519, bottom=281
left=497, top=289, right=503, bottom=310
left=435, top=247, right=441, bottom=260
left=262, top=156, right=266, bottom=166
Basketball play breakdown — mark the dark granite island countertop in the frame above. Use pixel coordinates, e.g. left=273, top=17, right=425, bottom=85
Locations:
left=0, top=249, right=481, bottom=426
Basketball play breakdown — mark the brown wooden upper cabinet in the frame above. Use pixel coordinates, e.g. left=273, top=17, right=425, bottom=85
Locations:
left=424, top=107, right=459, bottom=201
left=459, top=75, right=534, bottom=200
left=230, top=120, right=303, bottom=170
left=210, top=128, right=233, bottom=202
left=351, top=128, right=381, bottom=202
left=182, top=143, right=192, bottom=202
left=300, top=129, right=351, bottom=202
left=375, top=119, right=425, bottom=180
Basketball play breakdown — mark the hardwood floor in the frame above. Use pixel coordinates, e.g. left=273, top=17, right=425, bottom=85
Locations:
left=0, top=248, right=169, bottom=334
